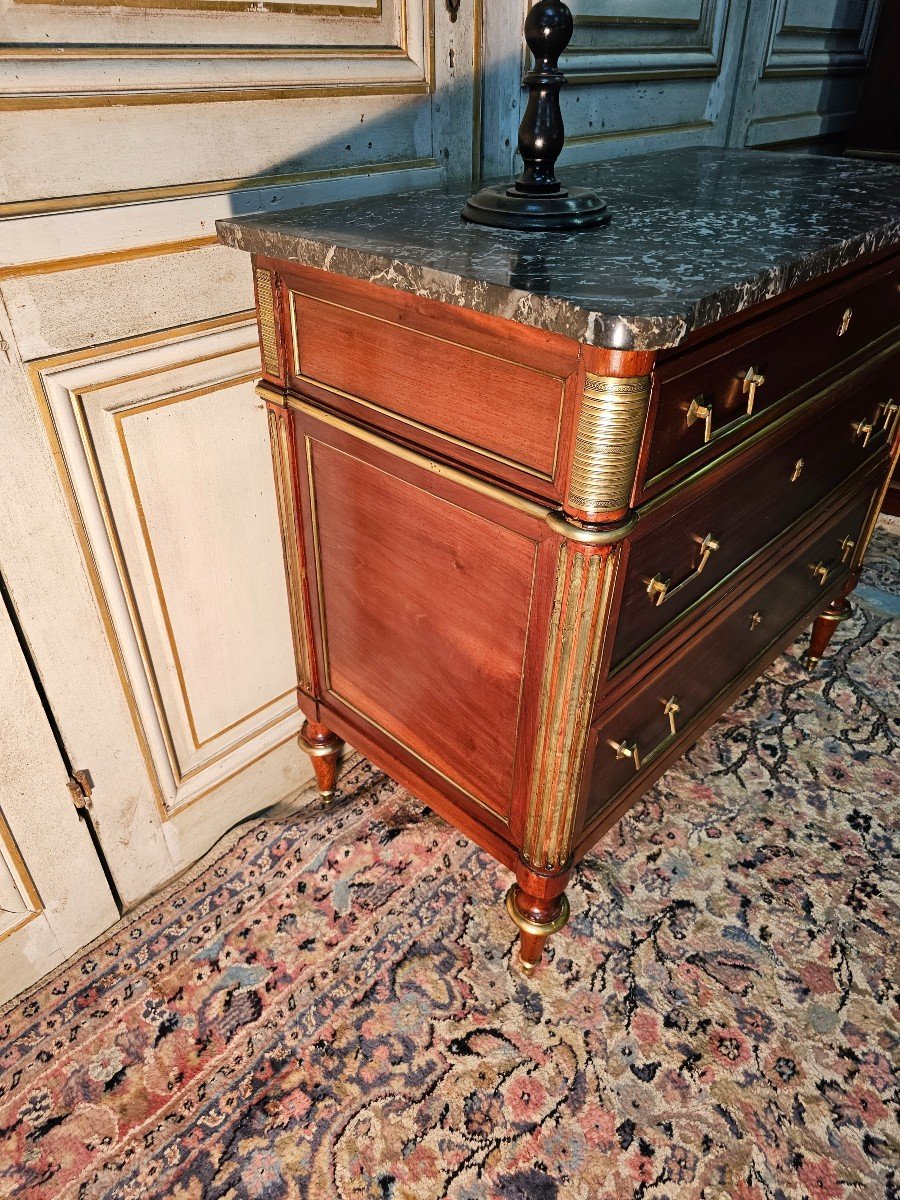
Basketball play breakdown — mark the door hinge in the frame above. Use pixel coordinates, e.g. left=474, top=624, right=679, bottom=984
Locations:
left=67, top=768, right=94, bottom=810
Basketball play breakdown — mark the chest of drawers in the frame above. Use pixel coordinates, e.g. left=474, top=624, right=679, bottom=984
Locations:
left=219, top=148, right=900, bottom=972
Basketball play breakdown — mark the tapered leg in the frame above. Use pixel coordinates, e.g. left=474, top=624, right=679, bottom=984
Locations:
left=806, top=569, right=859, bottom=670
left=299, top=719, right=343, bottom=799
left=505, top=884, right=570, bottom=974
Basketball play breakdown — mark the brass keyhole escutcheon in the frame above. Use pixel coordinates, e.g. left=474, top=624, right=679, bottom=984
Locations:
left=790, top=457, right=804, bottom=483
left=837, top=307, right=853, bottom=337
left=749, top=611, right=762, bottom=631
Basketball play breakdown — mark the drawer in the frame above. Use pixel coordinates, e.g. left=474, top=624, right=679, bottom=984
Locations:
left=640, top=263, right=899, bottom=498
left=585, top=487, right=875, bottom=827
left=610, top=362, right=896, bottom=671
left=278, top=265, right=582, bottom=500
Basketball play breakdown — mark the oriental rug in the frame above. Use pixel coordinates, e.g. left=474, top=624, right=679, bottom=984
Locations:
left=1, top=520, right=898, bottom=1200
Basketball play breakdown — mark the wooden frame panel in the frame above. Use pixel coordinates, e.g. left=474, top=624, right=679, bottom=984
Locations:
left=0, top=0, right=432, bottom=107
left=290, top=396, right=562, bottom=835
left=31, top=319, right=303, bottom=817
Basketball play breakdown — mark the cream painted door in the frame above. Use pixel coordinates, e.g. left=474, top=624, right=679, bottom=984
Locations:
left=0, top=583, right=119, bottom=1007
left=0, top=2, right=481, bottom=913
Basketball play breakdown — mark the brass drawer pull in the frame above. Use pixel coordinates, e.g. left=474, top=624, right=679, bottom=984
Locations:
left=853, top=416, right=875, bottom=447
left=644, top=533, right=720, bottom=606
left=742, top=367, right=765, bottom=416
left=809, top=561, right=830, bottom=587
left=839, top=535, right=855, bottom=563
left=790, top=457, right=804, bottom=483
left=879, top=400, right=899, bottom=432
left=662, top=695, right=680, bottom=737
left=608, top=696, right=681, bottom=776
left=837, top=307, right=853, bottom=337
left=609, top=739, right=640, bottom=772
left=686, top=397, right=713, bottom=442
left=749, top=610, right=763, bottom=630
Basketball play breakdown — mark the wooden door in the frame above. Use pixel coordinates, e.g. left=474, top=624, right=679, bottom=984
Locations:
left=0, top=583, right=119, bottom=1007
left=480, top=0, right=753, bottom=181
left=727, top=0, right=881, bottom=151
left=0, top=1, right=481, bottom=913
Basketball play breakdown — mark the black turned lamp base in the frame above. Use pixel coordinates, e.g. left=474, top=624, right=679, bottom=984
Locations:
left=462, top=183, right=610, bottom=232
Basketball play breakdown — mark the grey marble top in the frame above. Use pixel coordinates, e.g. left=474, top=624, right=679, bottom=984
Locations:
left=217, top=148, right=900, bottom=352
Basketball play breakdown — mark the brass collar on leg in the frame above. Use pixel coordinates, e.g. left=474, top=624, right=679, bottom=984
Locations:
left=505, top=886, right=571, bottom=938
left=817, top=606, right=852, bottom=624
left=298, top=731, right=340, bottom=758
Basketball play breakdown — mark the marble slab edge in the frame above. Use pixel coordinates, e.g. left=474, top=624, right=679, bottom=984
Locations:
left=216, top=217, right=900, bottom=354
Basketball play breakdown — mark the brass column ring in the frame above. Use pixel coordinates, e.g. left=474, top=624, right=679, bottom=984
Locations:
left=505, top=886, right=571, bottom=938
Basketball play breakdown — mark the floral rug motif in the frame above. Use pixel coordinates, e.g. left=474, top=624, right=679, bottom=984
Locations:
left=1, top=522, right=898, bottom=1200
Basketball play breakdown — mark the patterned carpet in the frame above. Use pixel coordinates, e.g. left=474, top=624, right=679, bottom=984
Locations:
left=1, top=520, right=898, bottom=1200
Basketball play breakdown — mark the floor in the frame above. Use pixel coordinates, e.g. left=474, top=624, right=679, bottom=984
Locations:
left=1, top=518, right=897, bottom=1200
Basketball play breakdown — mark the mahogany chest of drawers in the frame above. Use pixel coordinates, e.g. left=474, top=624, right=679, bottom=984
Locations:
left=219, top=148, right=900, bottom=971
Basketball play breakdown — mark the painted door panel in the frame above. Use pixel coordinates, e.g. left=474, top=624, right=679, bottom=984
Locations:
left=0, top=588, right=118, bottom=1007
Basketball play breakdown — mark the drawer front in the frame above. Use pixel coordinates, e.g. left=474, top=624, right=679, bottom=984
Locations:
left=280, top=267, right=582, bottom=498
left=611, top=365, right=896, bottom=671
left=642, top=265, right=899, bottom=496
left=586, top=488, right=875, bottom=826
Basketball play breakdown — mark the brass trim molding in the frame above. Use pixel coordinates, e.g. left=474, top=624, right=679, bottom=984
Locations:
left=0, top=80, right=431, bottom=112
left=301, top=427, right=514, bottom=824
left=0, top=236, right=219, bottom=280
left=255, top=268, right=281, bottom=378
left=15, top=0, right=381, bottom=12
left=260, top=383, right=642, bottom=547
left=29, top=324, right=302, bottom=822
left=272, top=385, right=552, bottom=524
left=0, top=157, right=440, bottom=221
left=545, top=510, right=638, bottom=545
left=267, top=405, right=315, bottom=695
left=505, top=886, right=570, bottom=937
left=0, top=806, right=43, bottom=945
left=522, top=543, right=615, bottom=872
left=1, top=0, right=434, bottom=109
left=566, top=372, right=652, bottom=520
left=286, top=286, right=566, bottom=483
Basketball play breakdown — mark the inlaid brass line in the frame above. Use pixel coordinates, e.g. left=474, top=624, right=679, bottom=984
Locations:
left=522, top=544, right=614, bottom=871
left=854, top=430, right=900, bottom=569
left=263, top=384, right=640, bottom=546
left=0, top=158, right=439, bottom=220
left=0, top=805, right=43, bottom=939
left=14, top=0, right=381, bottom=12
left=287, top=287, right=567, bottom=481
left=567, top=373, right=652, bottom=519
left=114, top=376, right=295, bottom=758
left=27, top=319, right=284, bottom=822
left=267, top=406, right=314, bottom=695
left=302, top=430, right=514, bottom=823
left=1, top=0, right=436, bottom=109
